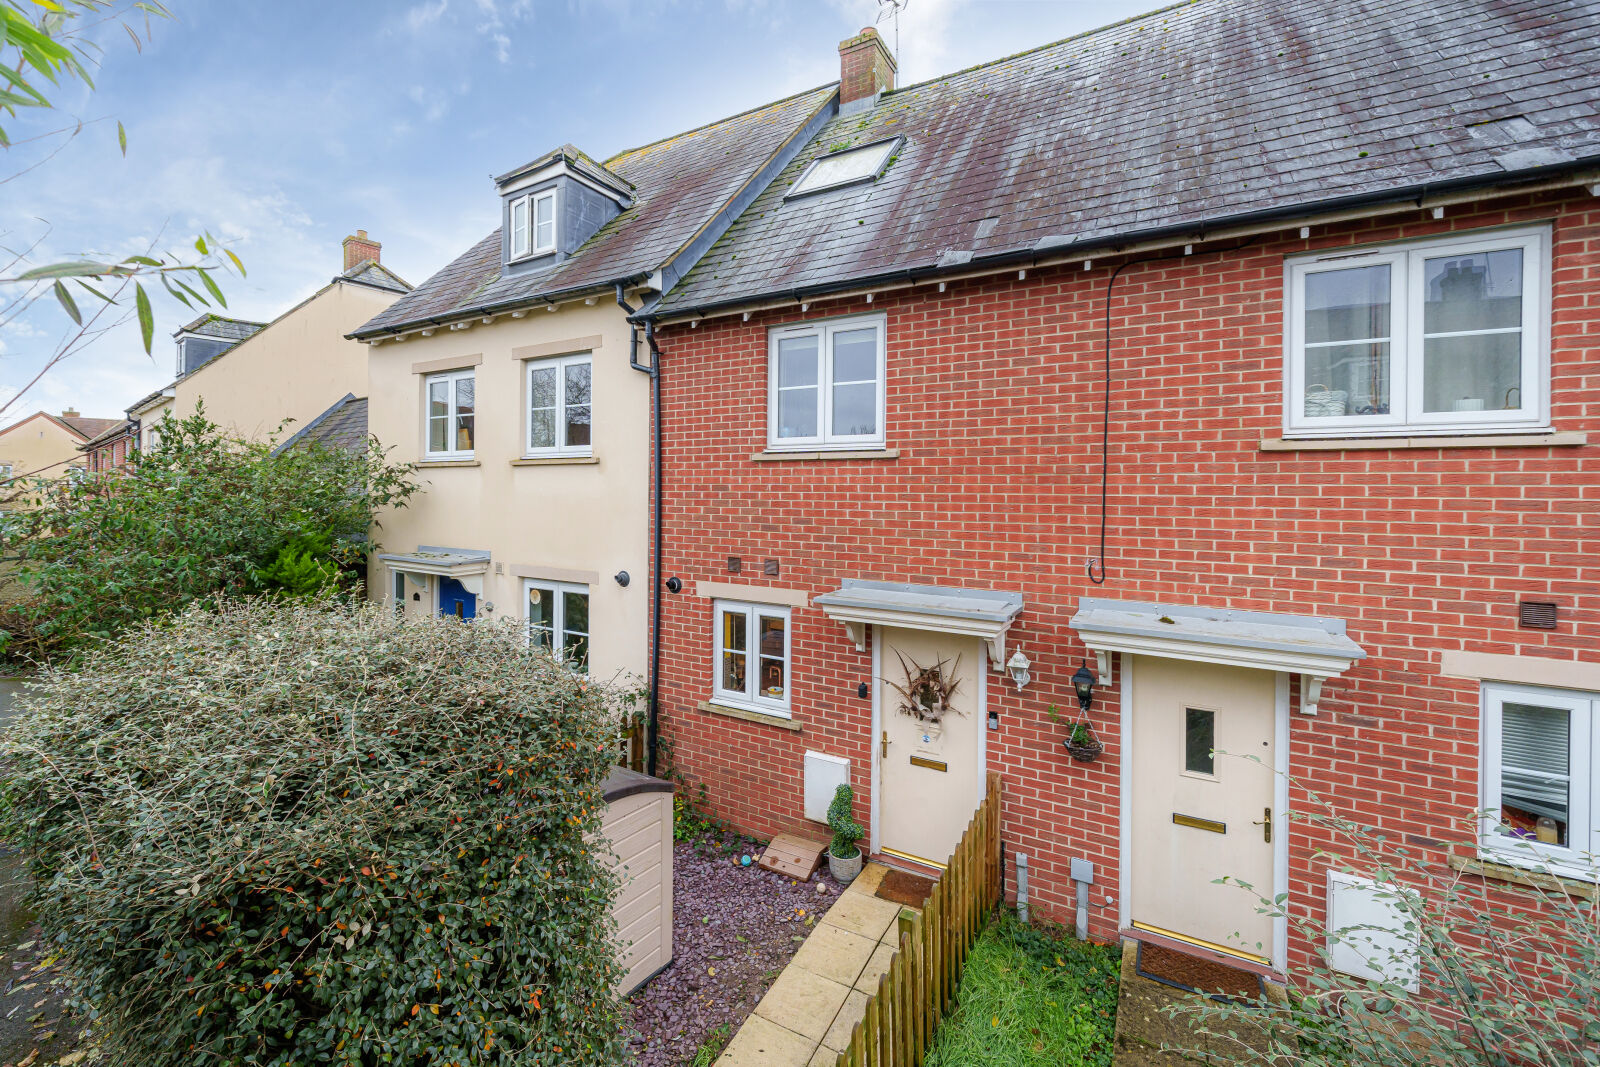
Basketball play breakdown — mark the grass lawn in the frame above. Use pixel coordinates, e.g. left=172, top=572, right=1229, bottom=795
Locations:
left=924, top=908, right=1119, bottom=1067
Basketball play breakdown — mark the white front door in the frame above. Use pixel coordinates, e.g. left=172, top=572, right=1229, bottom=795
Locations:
left=876, top=628, right=984, bottom=869
left=1129, top=655, right=1278, bottom=964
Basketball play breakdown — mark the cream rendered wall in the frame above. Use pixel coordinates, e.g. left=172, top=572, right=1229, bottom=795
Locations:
left=173, top=282, right=403, bottom=442
left=0, top=415, right=87, bottom=480
left=365, top=300, right=649, bottom=684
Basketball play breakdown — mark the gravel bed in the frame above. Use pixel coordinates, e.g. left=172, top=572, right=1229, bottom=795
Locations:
left=625, top=831, right=842, bottom=1067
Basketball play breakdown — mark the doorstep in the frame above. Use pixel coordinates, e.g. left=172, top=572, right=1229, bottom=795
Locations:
left=716, top=862, right=914, bottom=1067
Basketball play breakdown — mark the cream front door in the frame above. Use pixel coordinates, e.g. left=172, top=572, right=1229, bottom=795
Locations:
left=877, top=628, right=984, bottom=869
left=1129, top=655, right=1278, bottom=964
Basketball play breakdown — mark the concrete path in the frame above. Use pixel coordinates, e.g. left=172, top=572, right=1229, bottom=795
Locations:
left=717, top=863, right=914, bottom=1067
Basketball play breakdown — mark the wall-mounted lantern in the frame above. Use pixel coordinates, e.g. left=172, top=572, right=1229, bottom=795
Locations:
left=1005, top=648, right=1031, bottom=690
left=1071, top=662, right=1096, bottom=711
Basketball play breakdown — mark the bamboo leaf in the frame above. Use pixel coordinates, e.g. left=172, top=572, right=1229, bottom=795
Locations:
left=159, top=273, right=191, bottom=309
left=52, top=280, right=81, bottom=324
left=116, top=119, right=126, bottom=156
left=75, top=280, right=113, bottom=304
left=134, top=282, right=154, bottom=354
left=121, top=255, right=162, bottom=268
left=195, top=267, right=226, bottom=308
left=15, top=260, right=117, bottom=280
left=193, top=235, right=207, bottom=256
left=224, top=248, right=246, bottom=277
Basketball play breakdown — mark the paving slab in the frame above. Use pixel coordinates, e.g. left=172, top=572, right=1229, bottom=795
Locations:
left=717, top=1013, right=815, bottom=1067
left=854, top=939, right=897, bottom=993
left=789, top=922, right=880, bottom=987
left=821, top=988, right=869, bottom=1053
left=819, top=888, right=902, bottom=940
left=809, top=1046, right=841, bottom=1067
left=754, top=967, right=855, bottom=1043
left=844, top=862, right=887, bottom=896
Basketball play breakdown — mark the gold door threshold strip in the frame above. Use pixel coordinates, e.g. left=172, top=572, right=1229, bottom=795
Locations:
left=1130, top=921, right=1271, bottom=966
left=880, top=846, right=947, bottom=871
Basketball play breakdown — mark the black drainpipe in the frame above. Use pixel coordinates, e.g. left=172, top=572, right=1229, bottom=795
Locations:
left=616, top=284, right=662, bottom=777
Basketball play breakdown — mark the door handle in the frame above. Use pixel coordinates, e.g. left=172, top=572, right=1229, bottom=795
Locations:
left=1252, top=807, right=1272, bottom=844
left=881, top=731, right=889, bottom=758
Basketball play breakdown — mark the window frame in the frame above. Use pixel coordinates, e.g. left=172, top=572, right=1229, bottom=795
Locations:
left=1479, top=681, right=1599, bottom=881
left=524, top=351, right=594, bottom=457
left=522, top=579, right=590, bottom=669
left=766, top=313, right=887, bottom=451
left=390, top=568, right=407, bottom=616
left=1283, top=225, right=1550, bottom=438
left=786, top=136, right=902, bottom=199
left=423, top=368, right=476, bottom=460
left=509, top=187, right=557, bottom=261
left=710, top=599, right=792, bottom=717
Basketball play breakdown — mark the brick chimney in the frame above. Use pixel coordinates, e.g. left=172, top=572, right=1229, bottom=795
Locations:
left=61, top=408, right=79, bottom=419
left=839, top=27, right=896, bottom=112
left=342, top=229, right=381, bottom=271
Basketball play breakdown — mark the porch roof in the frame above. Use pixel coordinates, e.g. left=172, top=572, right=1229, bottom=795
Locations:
left=1069, top=597, right=1366, bottom=715
left=813, top=579, right=1024, bottom=670
left=375, top=546, right=490, bottom=579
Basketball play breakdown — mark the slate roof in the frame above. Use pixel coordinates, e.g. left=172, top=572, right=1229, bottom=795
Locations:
left=56, top=414, right=122, bottom=440
left=272, top=394, right=369, bottom=456
left=657, top=0, right=1600, bottom=315
left=77, top=419, right=134, bottom=450
left=174, top=314, right=267, bottom=342
left=353, top=84, right=839, bottom=337
left=340, top=260, right=411, bottom=293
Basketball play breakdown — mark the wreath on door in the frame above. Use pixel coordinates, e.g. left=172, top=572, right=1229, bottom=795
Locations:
left=887, top=651, right=962, bottom=724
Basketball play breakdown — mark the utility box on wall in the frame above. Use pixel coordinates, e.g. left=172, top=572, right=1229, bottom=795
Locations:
left=803, top=751, right=851, bottom=824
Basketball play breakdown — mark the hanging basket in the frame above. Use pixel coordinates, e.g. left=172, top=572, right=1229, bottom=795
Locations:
left=1065, top=735, right=1104, bottom=763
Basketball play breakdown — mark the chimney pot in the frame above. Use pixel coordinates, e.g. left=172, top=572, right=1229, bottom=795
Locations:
left=838, top=26, right=896, bottom=110
left=342, top=230, right=381, bottom=272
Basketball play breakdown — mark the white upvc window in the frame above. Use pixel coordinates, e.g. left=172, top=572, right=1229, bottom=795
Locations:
left=391, top=568, right=407, bottom=616
left=768, top=314, right=886, bottom=450
left=711, top=600, right=791, bottom=716
left=525, top=353, right=592, bottom=456
left=1284, top=225, right=1549, bottom=437
left=524, top=579, right=589, bottom=668
left=424, top=369, right=476, bottom=459
left=510, top=188, right=557, bottom=259
left=1480, top=682, right=1599, bottom=881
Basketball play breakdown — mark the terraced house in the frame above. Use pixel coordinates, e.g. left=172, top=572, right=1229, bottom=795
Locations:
left=636, top=0, right=1600, bottom=984
left=351, top=88, right=838, bottom=694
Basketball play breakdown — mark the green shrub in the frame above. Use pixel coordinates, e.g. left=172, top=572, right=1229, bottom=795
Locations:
left=0, top=597, right=627, bottom=1066
left=827, top=784, right=863, bottom=859
left=251, top=531, right=344, bottom=597
left=0, top=409, right=416, bottom=659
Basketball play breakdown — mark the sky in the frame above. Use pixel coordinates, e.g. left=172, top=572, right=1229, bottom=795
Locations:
left=1, top=0, right=1155, bottom=425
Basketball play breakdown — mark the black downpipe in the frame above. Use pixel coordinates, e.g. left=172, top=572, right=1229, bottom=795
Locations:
left=617, top=285, right=662, bottom=777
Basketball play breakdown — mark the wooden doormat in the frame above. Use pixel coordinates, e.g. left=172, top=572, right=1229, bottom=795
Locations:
left=876, top=868, right=937, bottom=908
left=757, top=833, right=825, bottom=879
left=1135, top=941, right=1263, bottom=1002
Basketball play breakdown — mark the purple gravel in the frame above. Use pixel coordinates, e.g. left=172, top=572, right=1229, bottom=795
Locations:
left=624, top=832, right=843, bottom=1066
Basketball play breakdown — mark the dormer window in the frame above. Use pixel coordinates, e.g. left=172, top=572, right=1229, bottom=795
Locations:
left=787, top=137, right=900, bottom=198
left=510, top=188, right=557, bottom=259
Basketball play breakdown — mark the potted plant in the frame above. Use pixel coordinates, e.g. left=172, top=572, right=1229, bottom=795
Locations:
left=1065, top=721, right=1104, bottom=763
left=1047, top=703, right=1104, bottom=763
left=826, top=783, right=864, bottom=884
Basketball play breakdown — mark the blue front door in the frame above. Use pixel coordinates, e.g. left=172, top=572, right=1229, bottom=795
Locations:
left=438, top=577, right=476, bottom=619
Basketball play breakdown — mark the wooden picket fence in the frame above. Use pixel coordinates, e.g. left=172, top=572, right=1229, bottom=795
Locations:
left=835, top=771, right=1004, bottom=1067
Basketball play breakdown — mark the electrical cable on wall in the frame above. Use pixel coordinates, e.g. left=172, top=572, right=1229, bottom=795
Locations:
left=1085, top=237, right=1262, bottom=585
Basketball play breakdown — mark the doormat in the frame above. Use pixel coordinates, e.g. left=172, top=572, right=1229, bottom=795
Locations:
left=1135, top=940, right=1263, bottom=1002
left=875, top=868, right=937, bottom=909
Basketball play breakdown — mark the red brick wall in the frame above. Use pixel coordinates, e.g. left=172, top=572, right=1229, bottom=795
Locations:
left=653, top=188, right=1599, bottom=975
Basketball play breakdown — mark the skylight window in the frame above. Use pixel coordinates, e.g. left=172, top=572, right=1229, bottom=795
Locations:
left=787, top=137, right=900, bottom=198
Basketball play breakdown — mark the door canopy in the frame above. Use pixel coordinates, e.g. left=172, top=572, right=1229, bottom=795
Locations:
left=1069, top=596, right=1366, bottom=716
left=375, top=546, right=491, bottom=598
left=813, top=579, right=1024, bottom=670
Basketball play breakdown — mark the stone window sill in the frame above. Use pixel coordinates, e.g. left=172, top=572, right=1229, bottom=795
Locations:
left=415, top=459, right=480, bottom=469
left=511, top=455, right=599, bottom=467
left=1448, top=855, right=1597, bottom=901
left=697, top=700, right=801, bottom=732
left=753, top=448, right=899, bottom=463
left=1260, top=431, right=1585, bottom=452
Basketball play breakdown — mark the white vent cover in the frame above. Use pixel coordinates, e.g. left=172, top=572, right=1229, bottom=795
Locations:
left=1326, top=870, right=1421, bottom=991
left=803, top=751, right=851, bottom=824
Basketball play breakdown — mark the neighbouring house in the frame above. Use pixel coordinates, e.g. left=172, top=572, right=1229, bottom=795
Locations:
left=350, top=86, right=838, bottom=688
left=149, top=232, right=409, bottom=448
left=78, top=417, right=136, bottom=475
left=0, top=409, right=121, bottom=487
left=637, top=1, right=1600, bottom=986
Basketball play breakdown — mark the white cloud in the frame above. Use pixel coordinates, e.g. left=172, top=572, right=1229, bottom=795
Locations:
left=404, top=1, right=450, bottom=34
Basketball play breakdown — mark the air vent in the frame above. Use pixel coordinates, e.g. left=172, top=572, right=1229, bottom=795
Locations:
left=727, top=556, right=742, bottom=574
left=1519, top=601, right=1558, bottom=630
